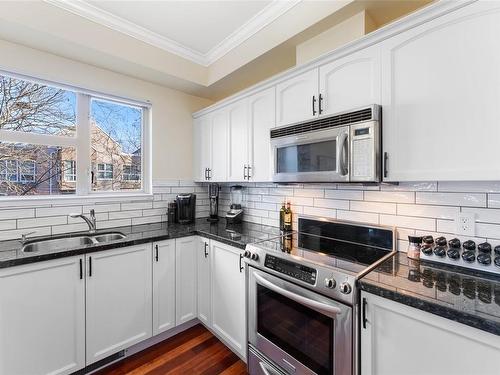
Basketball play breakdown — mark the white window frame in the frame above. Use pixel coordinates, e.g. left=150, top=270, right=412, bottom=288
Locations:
left=63, top=160, right=77, bottom=182
left=96, top=163, right=113, bottom=181
left=123, top=164, right=141, bottom=181
left=18, top=160, right=36, bottom=184
left=0, top=69, right=152, bottom=201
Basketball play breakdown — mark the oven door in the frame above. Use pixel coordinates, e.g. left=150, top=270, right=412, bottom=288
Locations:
left=271, top=126, right=349, bottom=183
left=248, top=267, right=352, bottom=375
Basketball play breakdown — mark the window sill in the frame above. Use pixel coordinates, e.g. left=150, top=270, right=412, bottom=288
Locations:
left=0, top=192, right=154, bottom=208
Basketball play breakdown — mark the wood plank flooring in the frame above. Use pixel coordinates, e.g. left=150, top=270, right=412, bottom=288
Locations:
left=94, top=324, right=247, bottom=375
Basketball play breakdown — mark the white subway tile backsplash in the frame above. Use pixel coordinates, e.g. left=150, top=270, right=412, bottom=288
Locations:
left=416, top=192, right=486, bottom=207
left=303, top=206, right=336, bottom=219
left=313, top=198, right=349, bottom=210
left=52, top=223, right=90, bottom=235
left=109, top=210, right=143, bottom=220
left=350, top=201, right=397, bottom=215
left=83, top=204, right=121, bottom=213
left=287, top=197, right=314, bottom=206
left=97, top=219, right=132, bottom=229
left=18, top=216, right=67, bottom=229
left=0, top=227, right=51, bottom=241
left=0, top=220, right=17, bottom=231
left=438, top=181, right=500, bottom=193
left=324, top=190, right=363, bottom=200
left=380, top=182, right=438, bottom=192
left=364, top=191, right=415, bottom=203
left=132, top=216, right=162, bottom=225
left=36, top=206, right=82, bottom=217
left=397, top=204, right=459, bottom=219
left=488, top=194, right=500, bottom=208
left=337, top=210, right=379, bottom=225
left=0, top=208, right=34, bottom=220
left=461, top=207, right=500, bottom=224
left=294, top=189, right=325, bottom=198
left=476, top=223, right=500, bottom=240
left=436, top=219, right=455, bottom=234
left=380, top=214, right=435, bottom=231
left=121, top=202, right=153, bottom=210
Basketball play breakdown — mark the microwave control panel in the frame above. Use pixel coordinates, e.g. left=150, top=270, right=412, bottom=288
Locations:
left=264, top=254, right=317, bottom=285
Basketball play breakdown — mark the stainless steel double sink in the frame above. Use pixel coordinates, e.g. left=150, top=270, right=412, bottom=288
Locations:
left=21, top=232, right=126, bottom=253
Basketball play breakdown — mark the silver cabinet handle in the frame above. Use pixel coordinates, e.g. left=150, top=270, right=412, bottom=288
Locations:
left=253, top=272, right=341, bottom=316
left=247, top=165, right=252, bottom=180
left=312, top=95, right=317, bottom=116
left=244, top=165, right=248, bottom=180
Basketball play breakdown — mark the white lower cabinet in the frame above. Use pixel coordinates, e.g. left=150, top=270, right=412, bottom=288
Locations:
left=86, top=244, right=153, bottom=365
left=0, top=256, right=85, bottom=375
left=361, top=292, right=500, bottom=375
left=153, top=239, right=176, bottom=335
left=211, top=240, right=246, bottom=359
left=197, top=236, right=212, bottom=326
left=175, top=236, right=198, bottom=325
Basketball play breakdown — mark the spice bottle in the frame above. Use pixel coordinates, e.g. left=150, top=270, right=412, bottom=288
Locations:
left=284, top=202, right=292, bottom=231
left=279, top=202, right=286, bottom=231
left=407, top=236, right=423, bottom=260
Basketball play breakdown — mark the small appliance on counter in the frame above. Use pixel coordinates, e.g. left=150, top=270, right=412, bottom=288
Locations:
left=175, top=193, right=196, bottom=224
left=207, top=183, right=220, bottom=222
left=226, top=185, right=244, bottom=224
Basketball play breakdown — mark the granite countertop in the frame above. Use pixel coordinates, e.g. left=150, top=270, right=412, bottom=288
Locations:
left=359, top=252, right=500, bottom=336
left=0, top=218, right=282, bottom=269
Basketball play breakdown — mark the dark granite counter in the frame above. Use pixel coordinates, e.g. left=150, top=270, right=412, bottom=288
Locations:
left=0, top=218, right=281, bottom=269
left=359, top=252, right=500, bottom=336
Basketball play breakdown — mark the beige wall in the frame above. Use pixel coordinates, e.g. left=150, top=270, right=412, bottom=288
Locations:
left=0, top=38, right=213, bottom=180
left=296, top=10, right=374, bottom=65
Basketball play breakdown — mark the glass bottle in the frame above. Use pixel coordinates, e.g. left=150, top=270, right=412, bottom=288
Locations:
left=279, top=202, right=286, bottom=231
left=284, top=202, right=292, bottom=231
left=407, top=236, right=423, bottom=260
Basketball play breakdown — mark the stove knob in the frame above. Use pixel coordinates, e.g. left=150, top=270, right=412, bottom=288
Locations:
left=478, top=242, right=492, bottom=253
left=324, top=278, right=336, bottom=289
left=433, top=246, right=446, bottom=257
left=494, top=256, right=500, bottom=268
left=463, top=240, right=476, bottom=251
left=462, top=250, right=476, bottom=263
left=243, top=250, right=251, bottom=258
left=339, top=282, right=352, bottom=295
left=448, top=238, right=461, bottom=249
left=250, top=253, right=259, bottom=261
left=447, top=248, right=460, bottom=260
left=435, top=237, right=447, bottom=246
left=477, top=253, right=492, bottom=266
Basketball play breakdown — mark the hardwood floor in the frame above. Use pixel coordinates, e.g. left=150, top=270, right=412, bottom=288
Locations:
left=94, top=324, right=247, bottom=375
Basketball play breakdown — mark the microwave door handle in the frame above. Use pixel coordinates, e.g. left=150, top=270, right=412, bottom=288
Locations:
left=337, top=131, right=349, bottom=177
left=253, top=272, right=341, bottom=316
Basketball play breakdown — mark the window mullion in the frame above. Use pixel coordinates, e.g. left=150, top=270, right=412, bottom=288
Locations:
left=76, top=93, right=91, bottom=196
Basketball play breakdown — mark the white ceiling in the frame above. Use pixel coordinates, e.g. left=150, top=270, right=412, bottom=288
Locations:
left=46, top=0, right=299, bottom=66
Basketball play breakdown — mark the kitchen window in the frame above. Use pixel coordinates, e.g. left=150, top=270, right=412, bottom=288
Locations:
left=0, top=71, right=151, bottom=198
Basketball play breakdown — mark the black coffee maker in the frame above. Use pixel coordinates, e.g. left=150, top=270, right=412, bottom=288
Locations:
left=176, top=193, right=196, bottom=224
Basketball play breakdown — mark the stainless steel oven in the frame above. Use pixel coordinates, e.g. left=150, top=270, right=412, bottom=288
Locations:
left=248, top=267, right=352, bottom=375
left=271, top=105, right=380, bottom=183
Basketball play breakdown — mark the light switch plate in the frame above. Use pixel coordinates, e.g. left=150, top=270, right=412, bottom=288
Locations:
left=455, top=213, right=475, bottom=236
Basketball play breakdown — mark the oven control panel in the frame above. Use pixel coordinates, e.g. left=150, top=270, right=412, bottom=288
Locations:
left=264, top=255, right=317, bottom=285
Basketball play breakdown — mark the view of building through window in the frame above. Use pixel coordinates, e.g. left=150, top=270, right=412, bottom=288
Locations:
left=0, top=74, right=144, bottom=196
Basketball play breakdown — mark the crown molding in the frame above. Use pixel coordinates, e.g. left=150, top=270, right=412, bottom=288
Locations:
left=44, top=0, right=301, bottom=67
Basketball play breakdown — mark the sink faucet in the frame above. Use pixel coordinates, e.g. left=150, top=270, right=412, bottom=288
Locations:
left=20, top=231, right=36, bottom=244
left=70, top=209, right=96, bottom=234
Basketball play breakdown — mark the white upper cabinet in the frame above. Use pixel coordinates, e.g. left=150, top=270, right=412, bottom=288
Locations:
left=248, top=87, right=276, bottom=182
left=210, top=110, right=228, bottom=182
left=0, top=256, right=85, bottom=375
left=211, top=241, right=246, bottom=359
left=153, top=239, right=176, bottom=335
left=276, top=68, right=319, bottom=126
left=197, top=237, right=211, bottom=326
left=175, top=237, right=198, bottom=325
left=86, top=245, right=153, bottom=365
left=381, top=1, right=500, bottom=181
left=193, top=115, right=211, bottom=182
left=227, top=98, right=249, bottom=182
left=319, top=45, right=381, bottom=116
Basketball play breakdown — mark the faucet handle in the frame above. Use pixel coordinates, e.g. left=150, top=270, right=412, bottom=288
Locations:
left=90, top=209, right=95, bottom=219
left=20, top=231, right=36, bottom=243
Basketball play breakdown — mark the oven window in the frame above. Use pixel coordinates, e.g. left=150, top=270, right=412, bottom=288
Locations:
left=257, top=284, right=333, bottom=374
left=277, top=140, right=336, bottom=173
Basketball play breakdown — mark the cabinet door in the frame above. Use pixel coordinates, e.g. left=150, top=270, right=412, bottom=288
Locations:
left=227, top=99, right=249, bottom=182
left=381, top=1, right=500, bottom=181
left=211, top=241, right=246, bottom=359
left=153, top=239, right=176, bottom=335
left=361, top=292, right=500, bottom=375
left=193, top=115, right=211, bottom=182
left=86, top=245, right=152, bottom=364
left=248, top=87, right=276, bottom=182
left=175, top=236, right=198, bottom=324
left=197, top=237, right=211, bottom=326
left=0, top=257, right=85, bottom=375
left=210, top=109, right=228, bottom=182
left=276, top=68, right=319, bottom=126
left=319, top=45, right=381, bottom=116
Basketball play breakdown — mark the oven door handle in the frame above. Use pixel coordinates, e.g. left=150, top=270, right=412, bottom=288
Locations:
left=254, top=272, right=341, bottom=316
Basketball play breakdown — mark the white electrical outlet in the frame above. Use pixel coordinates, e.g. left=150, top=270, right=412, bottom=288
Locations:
left=455, top=213, right=476, bottom=236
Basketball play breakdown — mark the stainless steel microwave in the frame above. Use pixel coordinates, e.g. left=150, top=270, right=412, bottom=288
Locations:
left=271, top=105, right=381, bottom=183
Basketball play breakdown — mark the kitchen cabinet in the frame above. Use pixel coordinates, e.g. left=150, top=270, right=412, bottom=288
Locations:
left=248, top=87, right=276, bottom=182
left=210, top=109, right=228, bottom=182
left=0, top=256, right=85, bottom=375
left=86, top=244, right=152, bottom=364
left=227, top=98, right=249, bottom=181
left=276, top=68, right=319, bottom=126
left=197, top=236, right=211, bottom=326
left=361, top=292, right=500, bottom=375
left=319, top=45, right=380, bottom=116
left=153, top=239, right=176, bottom=335
left=211, top=240, right=246, bottom=359
left=381, top=1, right=500, bottom=181
left=175, top=236, right=198, bottom=325
left=193, top=115, right=211, bottom=182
